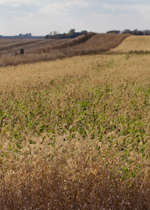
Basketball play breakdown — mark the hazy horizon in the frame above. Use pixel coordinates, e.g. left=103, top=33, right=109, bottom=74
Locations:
left=1, top=0, right=150, bottom=36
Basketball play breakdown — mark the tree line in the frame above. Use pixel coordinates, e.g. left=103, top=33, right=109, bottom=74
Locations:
left=45, top=28, right=150, bottom=40
left=107, top=29, right=150, bottom=35
left=45, top=29, right=88, bottom=39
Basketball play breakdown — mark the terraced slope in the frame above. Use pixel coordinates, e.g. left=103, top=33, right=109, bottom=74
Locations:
left=42, top=33, right=130, bottom=54
left=111, top=35, right=150, bottom=52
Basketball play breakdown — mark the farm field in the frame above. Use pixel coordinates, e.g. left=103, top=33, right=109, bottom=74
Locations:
left=0, top=38, right=70, bottom=55
left=0, top=33, right=129, bottom=67
left=111, top=35, right=150, bottom=52
left=0, top=53, right=150, bottom=209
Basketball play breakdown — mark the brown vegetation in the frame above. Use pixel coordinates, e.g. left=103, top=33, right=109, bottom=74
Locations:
left=0, top=33, right=130, bottom=67
left=0, top=54, right=150, bottom=209
left=61, top=33, right=130, bottom=53
left=38, top=33, right=97, bottom=52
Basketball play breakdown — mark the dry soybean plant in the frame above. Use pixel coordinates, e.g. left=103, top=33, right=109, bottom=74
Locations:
left=0, top=54, right=150, bottom=209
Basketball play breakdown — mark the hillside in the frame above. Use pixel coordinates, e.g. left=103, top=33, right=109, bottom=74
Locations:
left=111, top=35, right=150, bottom=52
left=40, top=33, right=130, bottom=54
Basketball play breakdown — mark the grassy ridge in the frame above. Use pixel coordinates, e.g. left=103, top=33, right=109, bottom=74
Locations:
left=0, top=54, right=150, bottom=209
left=111, top=35, right=150, bottom=52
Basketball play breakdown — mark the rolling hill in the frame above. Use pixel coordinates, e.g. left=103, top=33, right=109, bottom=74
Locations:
left=0, top=33, right=129, bottom=66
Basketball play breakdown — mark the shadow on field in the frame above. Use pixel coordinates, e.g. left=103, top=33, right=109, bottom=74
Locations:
left=0, top=160, right=150, bottom=210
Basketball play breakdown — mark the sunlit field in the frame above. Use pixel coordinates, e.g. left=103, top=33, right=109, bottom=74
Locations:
left=0, top=54, right=150, bottom=209
left=111, top=35, right=150, bottom=52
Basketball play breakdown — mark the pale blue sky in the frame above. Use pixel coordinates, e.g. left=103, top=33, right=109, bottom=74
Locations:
left=0, top=0, right=150, bottom=36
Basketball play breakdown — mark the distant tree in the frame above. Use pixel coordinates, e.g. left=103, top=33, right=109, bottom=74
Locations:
left=45, top=35, right=49, bottom=39
left=122, top=29, right=144, bottom=35
left=68, top=29, right=75, bottom=37
left=122, top=29, right=133, bottom=34
left=132, top=30, right=144, bottom=35
left=53, top=31, right=58, bottom=35
left=18, top=33, right=32, bottom=37
left=81, top=30, right=88, bottom=34
left=138, top=31, right=144, bottom=35
left=143, top=30, right=150, bottom=35
left=132, top=29, right=138, bottom=35
left=107, top=30, right=120, bottom=34
left=46, top=31, right=59, bottom=39
left=45, top=29, right=91, bottom=39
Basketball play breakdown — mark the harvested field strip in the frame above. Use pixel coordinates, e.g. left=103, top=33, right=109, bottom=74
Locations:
left=0, top=40, right=48, bottom=51
left=0, top=40, right=27, bottom=47
left=0, top=39, right=69, bottom=50
left=0, top=54, right=150, bottom=209
left=0, top=39, right=40, bottom=47
left=111, top=35, right=150, bottom=52
left=0, top=39, right=70, bottom=56
left=0, top=40, right=41, bottom=51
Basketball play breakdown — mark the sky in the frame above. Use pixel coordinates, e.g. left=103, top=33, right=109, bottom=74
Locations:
left=1, top=0, right=150, bottom=36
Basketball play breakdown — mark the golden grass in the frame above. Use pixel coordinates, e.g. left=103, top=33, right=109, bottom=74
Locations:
left=0, top=54, right=150, bottom=209
left=0, top=53, right=149, bottom=90
left=111, top=35, right=150, bottom=52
